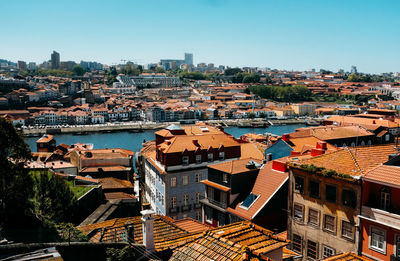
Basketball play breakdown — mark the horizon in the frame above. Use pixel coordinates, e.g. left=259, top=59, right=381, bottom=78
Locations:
left=1, top=0, right=400, bottom=73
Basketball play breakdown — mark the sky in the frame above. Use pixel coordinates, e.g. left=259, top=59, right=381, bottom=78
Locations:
left=1, top=0, right=399, bottom=73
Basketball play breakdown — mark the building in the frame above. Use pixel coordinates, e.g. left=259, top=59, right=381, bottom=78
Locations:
left=287, top=144, right=398, bottom=260
left=51, top=51, right=60, bottom=69
left=351, top=66, right=358, bottom=74
left=36, top=134, right=57, bottom=153
left=201, top=158, right=289, bottom=231
left=291, top=104, right=317, bottom=116
left=184, top=53, right=193, bottom=65
left=17, top=60, right=27, bottom=71
left=129, top=73, right=181, bottom=88
left=138, top=124, right=241, bottom=221
left=27, top=62, right=36, bottom=71
left=69, top=148, right=134, bottom=180
left=360, top=160, right=400, bottom=260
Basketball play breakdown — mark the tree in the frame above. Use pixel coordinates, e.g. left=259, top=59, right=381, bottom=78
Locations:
left=31, top=171, right=77, bottom=223
left=224, top=67, right=242, bottom=76
left=0, top=118, right=33, bottom=226
left=72, top=65, right=85, bottom=76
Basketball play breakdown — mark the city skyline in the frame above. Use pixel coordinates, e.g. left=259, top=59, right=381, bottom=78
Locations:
left=1, top=0, right=400, bottom=73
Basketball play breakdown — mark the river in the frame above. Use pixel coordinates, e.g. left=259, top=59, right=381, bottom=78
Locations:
left=24, top=124, right=306, bottom=153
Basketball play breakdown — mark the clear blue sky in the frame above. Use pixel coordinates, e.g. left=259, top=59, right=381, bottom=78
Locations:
left=1, top=0, right=399, bottom=73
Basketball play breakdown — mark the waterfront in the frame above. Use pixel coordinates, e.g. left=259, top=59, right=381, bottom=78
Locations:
left=24, top=124, right=306, bottom=153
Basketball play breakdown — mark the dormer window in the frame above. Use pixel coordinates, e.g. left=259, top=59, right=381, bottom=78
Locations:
left=182, top=156, right=189, bottom=166
left=208, top=153, right=213, bottom=162
left=222, top=173, right=228, bottom=183
left=196, top=154, right=202, bottom=164
left=219, top=151, right=225, bottom=160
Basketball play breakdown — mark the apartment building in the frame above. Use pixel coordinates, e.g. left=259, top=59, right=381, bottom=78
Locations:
left=138, top=124, right=241, bottom=221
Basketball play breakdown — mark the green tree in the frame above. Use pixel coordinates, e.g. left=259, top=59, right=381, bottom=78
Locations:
left=0, top=118, right=33, bottom=226
left=224, top=67, right=242, bottom=76
left=106, top=246, right=136, bottom=261
left=72, top=65, right=85, bottom=76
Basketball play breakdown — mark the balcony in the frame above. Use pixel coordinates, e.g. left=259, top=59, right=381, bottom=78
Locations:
left=181, top=204, right=192, bottom=212
left=361, top=205, right=400, bottom=230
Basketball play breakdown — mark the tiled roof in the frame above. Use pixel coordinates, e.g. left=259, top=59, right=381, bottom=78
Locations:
left=208, top=158, right=261, bottom=175
left=80, top=148, right=134, bottom=159
left=364, top=164, right=400, bottom=187
left=285, top=136, right=336, bottom=152
left=326, top=115, right=399, bottom=129
left=240, top=142, right=266, bottom=160
left=100, top=177, right=133, bottom=190
left=36, top=134, right=54, bottom=143
left=296, top=144, right=398, bottom=177
left=104, top=192, right=136, bottom=200
left=77, top=215, right=191, bottom=251
left=158, top=134, right=239, bottom=154
left=155, top=124, right=223, bottom=137
left=172, top=218, right=212, bottom=233
left=170, top=221, right=287, bottom=261
left=81, top=165, right=130, bottom=173
left=291, top=125, right=374, bottom=140
left=323, top=252, right=373, bottom=261
left=227, top=161, right=288, bottom=220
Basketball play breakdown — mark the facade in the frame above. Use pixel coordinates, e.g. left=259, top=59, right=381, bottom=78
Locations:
left=36, top=134, right=57, bottom=152
left=360, top=162, right=400, bottom=260
left=287, top=144, right=399, bottom=260
left=139, top=124, right=241, bottom=221
left=184, top=53, right=193, bottom=65
left=51, top=51, right=60, bottom=69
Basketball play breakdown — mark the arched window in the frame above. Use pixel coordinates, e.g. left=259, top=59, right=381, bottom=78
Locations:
left=368, top=140, right=372, bottom=146
left=380, top=187, right=391, bottom=211
left=360, top=141, right=365, bottom=146
left=351, top=142, right=356, bottom=147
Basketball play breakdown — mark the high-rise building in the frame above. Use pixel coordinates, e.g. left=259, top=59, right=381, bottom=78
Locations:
left=51, top=51, right=60, bottom=69
left=17, top=61, right=27, bottom=71
left=28, top=62, right=36, bottom=71
left=184, top=53, right=193, bottom=65
left=351, top=65, right=357, bottom=74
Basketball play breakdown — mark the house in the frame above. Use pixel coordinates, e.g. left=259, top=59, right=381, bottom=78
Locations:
left=287, top=144, right=399, bottom=260
left=201, top=158, right=289, bottom=232
left=359, top=161, right=400, bottom=260
left=137, top=124, right=241, bottom=221
left=36, top=134, right=57, bottom=153
left=70, top=148, right=134, bottom=180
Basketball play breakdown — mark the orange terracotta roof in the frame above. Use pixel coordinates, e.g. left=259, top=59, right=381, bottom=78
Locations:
left=81, top=165, right=130, bottom=173
left=36, top=134, right=54, bottom=143
left=104, top=192, right=136, bottom=200
left=364, top=164, right=400, bottom=188
left=172, top=218, right=212, bottom=233
left=201, top=179, right=231, bottom=192
left=291, top=125, right=374, bottom=140
left=296, top=144, right=399, bottom=177
left=208, top=158, right=262, bottom=175
left=100, top=177, right=133, bottom=190
left=323, top=252, right=373, bottom=261
left=240, top=142, right=266, bottom=160
left=285, top=136, right=336, bottom=152
left=326, top=115, right=399, bottom=129
left=80, top=148, right=134, bottom=159
left=227, top=161, right=288, bottom=220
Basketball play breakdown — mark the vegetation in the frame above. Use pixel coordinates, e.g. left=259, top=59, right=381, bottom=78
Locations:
left=249, top=85, right=312, bottom=102
left=106, top=246, right=136, bottom=261
left=179, top=71, right=205, bottom=80
left=346, top=73, right=394, bottom=83
left=72, top=65, right=85, bottom=76
left=224, top=67, right=242, bottom=76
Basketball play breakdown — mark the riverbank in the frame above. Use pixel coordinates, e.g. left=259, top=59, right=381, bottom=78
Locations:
left=22, top=118, right=309, bottom=137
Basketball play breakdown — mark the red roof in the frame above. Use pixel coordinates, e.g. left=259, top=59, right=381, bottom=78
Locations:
left=364, top=164, right=400, bottom=188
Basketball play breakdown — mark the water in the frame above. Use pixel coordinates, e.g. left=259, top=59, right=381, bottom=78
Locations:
left=24, top=124, right=306, bottom=153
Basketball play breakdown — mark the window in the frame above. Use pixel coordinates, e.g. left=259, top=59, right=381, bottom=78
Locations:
left=182, top=175, right=189, bottom=186
left=195, top=192, right=201, bottom=203
left=292, top=234, right=302, bottom=253
left=341, top=220, right=355, bottom=241
left=294, top=204, right=304, bottom=223
left=222, top=173, right=228, bottom=183
left=309, top=179, right=320, bottom=198
left=307, top=240, right=318, bottom=260
left=322, top=245, right=335, bottom=258
left=182, top=156, right=189, bottom=165
left=370, top=227, right=386, bottom=253
left=170, top=176, right=177, bottom=187
left=323, top=214, right=336, bottom=233
left=205, top=206, right=212, bottom=222
left=325, top=184, right=337, bottom=203
left=208, top=153, right=213, bottom=162
left=195, top=173, right=202, bottom=183
left=170, top=196, right=177, bottom=208
left=183, top=194, right=190, bottom=206
left=380, top=187, right=391, bottom=211
left=195, top=211, right=202, bottom=221
left=342, top=189, right=356, bottom=208
left=196, top=154, right=202, bottom=164
left=219, top=151, right=225, bottom=160
left=395, top=235, right=400, bottom=259
left=294, top=176, right=304, bottom=194
left=308, top=208, right=319, bottom=227
left=207, top=186, right=214, bottom=200
left=218, top=213, right=225, bottom=226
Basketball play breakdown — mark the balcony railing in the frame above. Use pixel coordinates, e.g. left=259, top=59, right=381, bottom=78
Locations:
left=181, top=204, right=192, bottom=212
left=361, top=205, right=400, bottom=230
left=201, top=196, right=227, bottom=209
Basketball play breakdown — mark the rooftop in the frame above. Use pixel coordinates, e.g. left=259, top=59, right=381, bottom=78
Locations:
left=364, top=164, right=400, bottom=188
left=208, top=158, right=262, bottom=175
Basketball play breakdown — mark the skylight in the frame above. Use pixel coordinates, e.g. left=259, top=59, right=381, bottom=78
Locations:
left=240, top=193, right=259, bottom=209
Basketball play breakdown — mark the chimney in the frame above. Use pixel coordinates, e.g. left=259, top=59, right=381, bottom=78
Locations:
left=192, top=139, right=200, bottom=147
left=316, top=141, right=327, bottom=150
left=282, top=134, right=290, bottom=142
left=141, top=209, right=155, bottom=252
